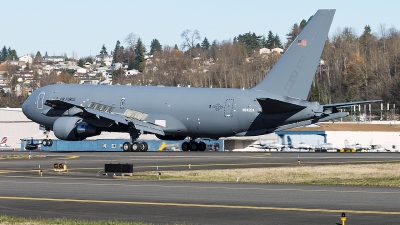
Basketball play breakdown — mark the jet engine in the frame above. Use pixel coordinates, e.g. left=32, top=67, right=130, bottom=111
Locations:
left=53, top=117, right=101, bottom=141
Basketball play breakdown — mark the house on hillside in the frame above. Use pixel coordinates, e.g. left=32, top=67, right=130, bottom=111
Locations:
left=43, top=52, right=64, bottom=62
left=19, top=55, right=33, bottom=64
left=95, top=53, right=113, bottom=66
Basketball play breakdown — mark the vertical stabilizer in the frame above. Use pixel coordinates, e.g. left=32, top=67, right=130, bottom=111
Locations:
left=252, top=9, right=335, bottom=100
left=0, top=136, right=7, bottom=144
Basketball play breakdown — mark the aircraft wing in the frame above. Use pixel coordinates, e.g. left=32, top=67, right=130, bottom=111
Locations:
left=44, top=99, right=165, bottom=136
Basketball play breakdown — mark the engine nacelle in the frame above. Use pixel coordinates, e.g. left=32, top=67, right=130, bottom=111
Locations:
left=53, top=117, right=101, bottom=141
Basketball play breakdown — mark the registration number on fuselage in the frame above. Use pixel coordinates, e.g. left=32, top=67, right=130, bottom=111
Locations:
left=242, top=108, right=255, bottom=112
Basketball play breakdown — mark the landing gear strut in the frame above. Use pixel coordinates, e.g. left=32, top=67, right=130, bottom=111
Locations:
left=182, top=137, right=206, bottom=151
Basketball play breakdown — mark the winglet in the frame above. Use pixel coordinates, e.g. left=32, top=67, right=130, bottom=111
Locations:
left=252, top=9, right=335, bottom=100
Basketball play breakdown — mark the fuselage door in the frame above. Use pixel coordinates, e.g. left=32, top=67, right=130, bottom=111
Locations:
left=224, top=99, right=234, bottom=117
left=37, top=92, right=45, bottom=109
left=120, top=98, right=125, bottom=109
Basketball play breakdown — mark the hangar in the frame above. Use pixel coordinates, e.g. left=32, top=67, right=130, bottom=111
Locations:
left=223, top=122, right=400, bottom=151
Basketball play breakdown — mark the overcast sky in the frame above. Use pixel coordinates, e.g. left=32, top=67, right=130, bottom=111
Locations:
left=1, top=0, right=399, bottom=58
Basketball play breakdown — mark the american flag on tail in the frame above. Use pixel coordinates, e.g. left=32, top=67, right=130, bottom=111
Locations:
left=298, top=39, right=307, bottom=46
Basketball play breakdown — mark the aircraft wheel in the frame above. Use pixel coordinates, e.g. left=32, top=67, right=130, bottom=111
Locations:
left=190, top=142, right=199, bottom=151
left=199, top=142, right=206, bottom=151
left=139, top=142, right=148, bottom=152
left=182, top=142, right=190, bottom=151
left=47, top=139, right=53, bottom=146
left=131, top=142, right=140, bottom=152
left=122, top=142, right=132, bottom=152
left=42, top=139, right=48, bottom=147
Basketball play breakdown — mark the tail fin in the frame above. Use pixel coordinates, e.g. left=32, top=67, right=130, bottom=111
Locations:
left=287, top=136, right=292, bottom=146
left=0, top=136, right=7, bottom=144
left=252, top=9, right=335, bottom=100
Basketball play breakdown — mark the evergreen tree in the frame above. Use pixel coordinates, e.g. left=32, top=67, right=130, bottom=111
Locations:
left=9, top=49, right=17, bottom=61
left=85, top=57, right=93, bottom=64
left=359, top=25, right=372, bottom=49
left=77, top=59, right=84, bottom=67
left=7, top=47, right=12, bottom=60
left=260, top=36, right=267, bottom=48
left=133, top=38, right=146, bottom=72
left=299, top=19, right=307, bottom=30
left=201, top=37, right=210, bottom=50
left=34, top=51, right=42, bottom=64
left=286, top=23, right=301, bottom=48
left=1, top=46, right=7, bottom=61
left=100, top=44, right=108, bottom=55
left=113, top=40, right=122, bottom=63
left=266, top=30, right=275, bottom=49
left=127, top=59, right=135, bottom=70
left=237, top=32, right=262, bottom=55
left=274, top=33, right=283, bottom=48
left=210, top=40, right=218, bottom=61
left=150, top=39, right=162, bottom=54
left=174, top=44, right=179, bottom=50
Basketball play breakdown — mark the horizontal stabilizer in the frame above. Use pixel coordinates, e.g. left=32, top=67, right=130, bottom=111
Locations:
left=267, top=112, right=349, bottom=132
left=257, top=98, right=306, bottom=114
left=323, top=100, right=382, bottom=108
left=317, top=112, right=348, bottom=122
left=268, top=120, right=313, bottom=133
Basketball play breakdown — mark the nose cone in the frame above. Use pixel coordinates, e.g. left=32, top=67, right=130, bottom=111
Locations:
left=22, top=98, right=33, bottom=119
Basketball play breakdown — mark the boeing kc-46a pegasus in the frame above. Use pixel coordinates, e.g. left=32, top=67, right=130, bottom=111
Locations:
left=22, top=9, right=380, bottom=151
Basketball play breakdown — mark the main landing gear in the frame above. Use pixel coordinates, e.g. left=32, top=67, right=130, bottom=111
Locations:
left=122, top=128, right=149, bottom=152
left=122, top=141, right=149, bottom=152
left=181, top=138, right=206, bottom=151
left=42, top=130, right=53, bottom=147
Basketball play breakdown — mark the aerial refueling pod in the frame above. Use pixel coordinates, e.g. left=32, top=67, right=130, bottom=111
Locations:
left=53, top=117, right=101, bottom=141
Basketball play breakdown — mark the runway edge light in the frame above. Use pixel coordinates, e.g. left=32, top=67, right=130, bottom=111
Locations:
left=341, top=212, right=346, bottom=225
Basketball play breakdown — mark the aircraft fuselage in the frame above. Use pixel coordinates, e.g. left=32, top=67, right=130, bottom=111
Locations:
left=23, top=84, right=317, bottom=139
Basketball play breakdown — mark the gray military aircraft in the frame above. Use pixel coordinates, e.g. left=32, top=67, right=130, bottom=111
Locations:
left=22, top=9, right=380, bottom=152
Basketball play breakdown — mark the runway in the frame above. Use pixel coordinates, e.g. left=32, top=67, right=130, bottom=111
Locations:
left=1, top=151, right=400, bottom=224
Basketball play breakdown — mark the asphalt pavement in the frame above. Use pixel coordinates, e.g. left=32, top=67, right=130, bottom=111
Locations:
left=0, top=151, right=399, bottom=224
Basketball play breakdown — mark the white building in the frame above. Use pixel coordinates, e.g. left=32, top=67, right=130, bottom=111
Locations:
left=110, top=63, right=122, bottom=70
left=43, top=52, right=64, bottom=62
left=125, top=69, right=140, bottom=76
left=19, top=55, right=33, bottom=64
left=95, top=53, right=113, bottom=66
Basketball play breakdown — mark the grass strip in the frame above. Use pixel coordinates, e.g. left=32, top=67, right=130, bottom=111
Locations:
left=0, top=154, right=45, bottom=160
left=0, top=215, right=156, bottom=225
left=118, top=163, right=400, bottom=187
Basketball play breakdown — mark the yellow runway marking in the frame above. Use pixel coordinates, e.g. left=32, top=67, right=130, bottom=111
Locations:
left=0, top=196, right=399, bottom=215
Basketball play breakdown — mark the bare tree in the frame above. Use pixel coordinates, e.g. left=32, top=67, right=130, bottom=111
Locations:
left=125, top=32, right=138, bottom=50
left=180, top=29, right=201, bottom=56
